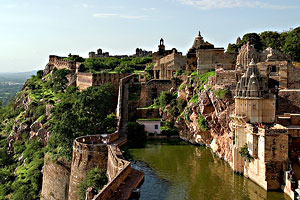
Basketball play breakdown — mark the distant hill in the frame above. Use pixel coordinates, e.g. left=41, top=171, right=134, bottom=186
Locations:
left=0, top=70, right=38, bottom=105
left=0, top=70, right=38, bottom=84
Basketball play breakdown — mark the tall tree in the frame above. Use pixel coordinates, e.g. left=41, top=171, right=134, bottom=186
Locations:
left=283, top=27, right=300, bottom=61
left=241, top=33, right=263, bottom=51
left=260, top=31, right=282, bottom=50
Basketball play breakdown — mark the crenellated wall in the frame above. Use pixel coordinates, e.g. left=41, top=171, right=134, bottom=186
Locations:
left=48, top=55, right=78, bottom=73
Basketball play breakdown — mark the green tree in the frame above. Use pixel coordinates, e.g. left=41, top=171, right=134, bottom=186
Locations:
left=283, top=27, right=300, bottom=61
left=226, top=43, right=239, bottom=54
left=52, top=69, right=70, bottom=92
left=260, top=31, right=282, bottom=50
left=241, top=33, right=263, bottom=51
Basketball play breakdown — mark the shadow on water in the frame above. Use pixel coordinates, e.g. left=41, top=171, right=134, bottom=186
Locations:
left=125, top=139, right=290, bottom=200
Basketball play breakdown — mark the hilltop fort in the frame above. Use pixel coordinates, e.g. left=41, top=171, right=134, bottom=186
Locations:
left=1, top=29, right=300, bottom=200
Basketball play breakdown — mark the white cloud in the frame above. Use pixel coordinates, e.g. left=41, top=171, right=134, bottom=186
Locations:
left=142, top=7, right=157, bottom=11
left=73, top=3, right=91, bottom=9
left=178, top=0, right=300, bottom=10
left=93, top=13, right=147, bottom=20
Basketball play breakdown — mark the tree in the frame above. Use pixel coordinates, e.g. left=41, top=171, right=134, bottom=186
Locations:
left=283, top=27, right=300, bottom=61
left=260, top=31, right=282, bottom=50
left=241, top=33, right=263, bottom=51
left=226, top=43, right=239, bottom=54
left=52, top=69, right=70, bottom=92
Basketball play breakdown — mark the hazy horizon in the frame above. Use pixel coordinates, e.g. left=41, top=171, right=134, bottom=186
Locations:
left=0, top=0, right=299, bottom=72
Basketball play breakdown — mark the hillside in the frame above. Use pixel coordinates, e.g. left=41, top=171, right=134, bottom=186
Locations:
left=0, top=71, right=37, bottom=106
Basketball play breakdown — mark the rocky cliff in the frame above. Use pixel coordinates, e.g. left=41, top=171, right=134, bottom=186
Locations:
left=162, top=73, right=235, bottom=164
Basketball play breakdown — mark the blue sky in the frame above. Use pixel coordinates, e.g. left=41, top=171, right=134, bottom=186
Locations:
left=0, top=0, right=299, bottom=72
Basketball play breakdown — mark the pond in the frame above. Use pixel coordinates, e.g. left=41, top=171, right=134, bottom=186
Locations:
left=127, top=139, right=290, bottom=200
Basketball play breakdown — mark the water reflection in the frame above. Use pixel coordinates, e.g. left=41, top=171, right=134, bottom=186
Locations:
left=128, top=139, right=290, bottom=200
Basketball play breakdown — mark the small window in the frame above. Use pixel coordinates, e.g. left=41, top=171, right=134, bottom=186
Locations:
left=155, top=125, right=159, bottom=130
left=270, top=66, right=277, bottom=72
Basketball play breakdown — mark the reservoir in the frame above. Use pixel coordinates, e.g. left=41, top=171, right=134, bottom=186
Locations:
left=127, top=139, right=290, bottom=200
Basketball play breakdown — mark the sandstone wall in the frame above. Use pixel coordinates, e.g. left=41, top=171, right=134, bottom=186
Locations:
left=277, top=90, right=300, bottom=115
left=68, top=136, right=109, bottom=200
left=136, top=108, right=160, bottom=119
left=139, top=80, right=173, bottom=107
left=41, top=154, right=71, bottom=200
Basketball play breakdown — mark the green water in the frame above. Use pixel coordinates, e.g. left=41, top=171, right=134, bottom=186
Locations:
left=128, top=139, right=290, bottom=200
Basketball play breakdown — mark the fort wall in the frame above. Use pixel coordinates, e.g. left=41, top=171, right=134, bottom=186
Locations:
left=139, top=80, right=173, bottom=107
left=93, top=145, right=131, bottom=200
left=41, top=154, right=71, bottom=200
left=68, top=135, right=110, bottom=200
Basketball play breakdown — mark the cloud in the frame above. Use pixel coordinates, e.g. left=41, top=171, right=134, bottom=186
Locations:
left=93, top=13, right=147, bottom=20
left=178, top=0, right=300, bottom=10
left=73, top=3, right=91, bottom=8
left=142, top=7, right=157, bottom=11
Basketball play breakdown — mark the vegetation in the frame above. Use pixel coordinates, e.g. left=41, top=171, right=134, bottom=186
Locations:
left=81, top=56, right=152, bottom=74
left=197, top=115, right=209, bottom=131
left=0, top=69, right=117, bottom=199
left=47, top=83, right=116, bottom=161
left=226, top=26, right=300, bottom=62
left=160, top=121, right=178, bottom=136
left=126, top=122, right=146, bottom=146
left=63, top=54, right=85, bottom=62
left=214, top=88, right=231, bottom=99
left=239, top=144, right=253, bottom=162
left=283, top=27, right=300, bottom=62
left=77, top=167, right=107, bottom=200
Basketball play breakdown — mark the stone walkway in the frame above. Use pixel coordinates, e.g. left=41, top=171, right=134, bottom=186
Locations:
left=110, top=168, right=144, bottom=200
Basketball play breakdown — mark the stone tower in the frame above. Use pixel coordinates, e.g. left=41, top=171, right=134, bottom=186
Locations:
left=158, top=38, right=165, bottom=54
left=68, top=135, right=108, bottom=200
left=235, top=59, right=275, bottom=124
left=232, top=59, right=276, bottom=174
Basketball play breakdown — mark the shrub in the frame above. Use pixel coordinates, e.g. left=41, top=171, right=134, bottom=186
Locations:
left=197, top=115, right=209, bottom=131
left=77, top=167, right=107, bottom=200
left=189, top=94, right=199, bottom=104
left=126, top=122, right=146, bottom=144
left=214, top=88, right=231, bottom=99
left=239, top=144, right=253, bottom=162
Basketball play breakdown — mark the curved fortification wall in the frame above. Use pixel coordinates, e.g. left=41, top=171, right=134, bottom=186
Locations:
left=68, top=135, right=109, bottom=200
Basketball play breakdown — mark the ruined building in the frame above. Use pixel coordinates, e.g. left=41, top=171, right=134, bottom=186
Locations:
left=152, top=38, right=180, bottom=63
left=153, top=50, right=186, bottom=80
left=89, top=48, right=110, bottom=58
left=134, top=48, right=152, bottom=57
left=186, top=31, right=235, bottom=73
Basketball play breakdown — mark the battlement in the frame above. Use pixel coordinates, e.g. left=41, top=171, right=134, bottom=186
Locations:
left=48, top=55, right=78, bottom=73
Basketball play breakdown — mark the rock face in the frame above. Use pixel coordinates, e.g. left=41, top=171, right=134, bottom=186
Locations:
left=174, top=79, right=235, bottom=164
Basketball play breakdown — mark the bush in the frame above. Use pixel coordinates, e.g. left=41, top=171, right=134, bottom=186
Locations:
left=239, top=144, right=253, bottom=162
left=189, top=94, right=199, bottom=104
left=214, top=88, right=231, bottom=99
left=197, top=115, right=209, bottom=131
left=77, top=167, right=107, bottom=200
left=126, top=122, right=146, bottom=145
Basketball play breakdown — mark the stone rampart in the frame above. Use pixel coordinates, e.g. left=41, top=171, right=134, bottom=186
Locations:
left=41, top=154, right=71, bottom=200
left=68, top=135, right=110, bottom=200
left=49, top=55, right=77, bottom=73
left=92, top=145, right=131, bottom=200
left=76, top=72, right=130, bottom=92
